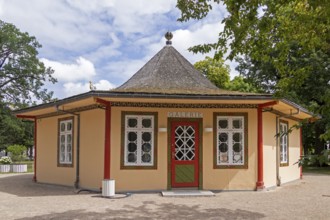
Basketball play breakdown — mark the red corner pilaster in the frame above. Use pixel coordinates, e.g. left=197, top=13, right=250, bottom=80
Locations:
left=16, top=115, right=37, bottom=182
left=300, top=127, right=303, bottom=179
left=256, top=106, right=265, bottom=190
left=95, top=98, right=111, bottom=180
left=104, top=103, right=111, bottom=179
left=256, top=101, right=278, bottom=190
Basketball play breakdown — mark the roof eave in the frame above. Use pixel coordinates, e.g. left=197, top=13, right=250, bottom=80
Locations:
left=13, top=90, right=274, bottom=115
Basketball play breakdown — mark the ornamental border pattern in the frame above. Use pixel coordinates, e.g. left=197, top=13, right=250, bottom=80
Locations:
left=110, top=102, right=258, bottom=109
left=36, top=102, right=258, bottom=119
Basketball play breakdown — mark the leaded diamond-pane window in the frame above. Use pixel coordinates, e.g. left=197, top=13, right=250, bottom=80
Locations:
left=217, top=116, right=245, bottom=166
left=174, top=126, right=196, bottom=161
left=124, top=115, right=154, bottom=166
left=58, top=118, right=73, bottom=165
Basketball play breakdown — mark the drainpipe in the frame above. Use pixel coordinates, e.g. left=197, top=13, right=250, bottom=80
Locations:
left=256, top=101, right=278, bottom=191
left=275, top=109, right=300, bottom=186
left=16, top=115, right=37, bottom=182
left=56, top=106, right=81, bottom=189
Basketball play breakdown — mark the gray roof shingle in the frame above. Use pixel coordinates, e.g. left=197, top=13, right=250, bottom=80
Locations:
left=114, top=45, right=253, bottom=95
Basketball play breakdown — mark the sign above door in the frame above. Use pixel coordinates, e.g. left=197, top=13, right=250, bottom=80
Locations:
left=168, top=112, right=203, bottom=118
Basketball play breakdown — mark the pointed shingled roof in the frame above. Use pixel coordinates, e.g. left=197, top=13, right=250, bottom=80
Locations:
left=114, top=33, right=250, bottom=95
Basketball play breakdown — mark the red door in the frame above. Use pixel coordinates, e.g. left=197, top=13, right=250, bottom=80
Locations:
left=171, top=121, right=199, bottom=187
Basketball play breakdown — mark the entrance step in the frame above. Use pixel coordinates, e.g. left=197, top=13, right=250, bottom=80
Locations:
left=161, top=190, right=215, bottom=197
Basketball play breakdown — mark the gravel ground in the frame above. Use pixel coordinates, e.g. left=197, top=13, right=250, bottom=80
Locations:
left=0, top=173, right=329, bottom=220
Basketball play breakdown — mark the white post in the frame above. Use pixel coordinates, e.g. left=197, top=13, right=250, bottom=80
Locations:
left=102, top=179, right=115, bottom=197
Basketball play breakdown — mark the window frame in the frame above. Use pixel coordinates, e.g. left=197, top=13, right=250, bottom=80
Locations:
left=121, top=111, right=158, bottom=169
left=57, top=116, right=74, bottom=167
left=213, top=112, right=248, bottom=169
left=279, top=120, right=289, bottom=167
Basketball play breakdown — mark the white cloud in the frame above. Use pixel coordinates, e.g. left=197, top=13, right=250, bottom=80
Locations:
left=104, top=59, right=148, bottom=81
left=63, top=80, right=116, bottom=97
left=97, top=21, right=227, bottom=84
left=172, top=23, right=224, bottom=63
left=0, top=0, right=236, bottom=98
left=105, top=0, right=177, bottom=35
left=41, top=57, right=96, bottom=82
left=94, top=79, right=116, bottom=90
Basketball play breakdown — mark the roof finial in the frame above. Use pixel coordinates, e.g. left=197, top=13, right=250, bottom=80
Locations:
left=165, top=31, right=173, bottom=45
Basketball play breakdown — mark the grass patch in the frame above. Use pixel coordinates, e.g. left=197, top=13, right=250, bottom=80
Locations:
left=25, top=160, right=34, bottom=173
left=303, top=166, right=330, bottom=175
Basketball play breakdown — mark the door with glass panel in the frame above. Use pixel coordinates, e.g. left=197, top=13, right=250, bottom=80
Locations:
left=171, top=121, right=199, bottom=187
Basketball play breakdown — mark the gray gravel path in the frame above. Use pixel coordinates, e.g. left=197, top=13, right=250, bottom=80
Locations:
left=0, top=173, right=329, bottom=219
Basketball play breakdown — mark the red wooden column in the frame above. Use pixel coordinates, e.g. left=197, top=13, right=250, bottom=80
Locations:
left=104, top=103, right=111, bottom=179
left=300, top=127, right=303, bottom=179
left=95, top=98, right=111, bottom=180
left=256, top=101, right=278, bottom=190
left=16, top=115, right=37, bottom=182
left=256, top=106, right=264, bottom=190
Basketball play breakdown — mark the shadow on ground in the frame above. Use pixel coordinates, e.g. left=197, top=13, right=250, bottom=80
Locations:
left=17, top=201, right=265, bottom=220
left=0, top=174, right=75, bottom=197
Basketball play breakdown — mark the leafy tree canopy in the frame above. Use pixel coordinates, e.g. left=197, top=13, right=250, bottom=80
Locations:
left=194, top=56, right=230, bottom=88
left=0, top=20, right=56, bottom=107
left=177, top=0, right=330, bottom=144
left=226, top=76, right=259, bottom=93
left=0, top=20, right=56, bottom=150
left=0, top=103, right=33, bottom=149
left=194, top=56, right=259, bottom=93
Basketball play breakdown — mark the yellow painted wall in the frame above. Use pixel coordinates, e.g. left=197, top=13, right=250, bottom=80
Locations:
left=111, top=107, right=258, bottom=191
left=202, top=109, right=258, bottom=190
left=111, top=107, right=167, bottom=191
left=79, top=109, right=104, bottom=189
left=37, top=115, right=76, bottom=186
left=262, top=113, right=301, bottom=188
left=279, top=119, right=301, bottom=183
left=36, top=104, right=301, bottom=191
left=263, top=112, right=277, bottom=188
left=36, top=110, right=105, bottom=189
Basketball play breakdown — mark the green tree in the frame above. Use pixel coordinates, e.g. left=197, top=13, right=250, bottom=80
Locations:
left=194, top=56, right=258, bottom=93
left=7, top=144, right=27, bottom=164
left=236, top=46, right=330, bottom=154
left=0, top=20, right=55, bottom=152
left=226, top=76, right=259, bottom=93
left=194, top=56, right=230, bottom=88
left=0, top=103, right=34, bottom=151
left=177, top=0, right=330, bottom=148
left=0, top=20, right=56, bottom=107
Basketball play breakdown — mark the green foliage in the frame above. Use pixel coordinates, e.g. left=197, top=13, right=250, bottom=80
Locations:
left=297, top=150, right=330, bottom=167
left=177, top=0, right=329, bottom=62
left=7, top=144, right=27, bottom=164
left=177, top=0, right=330, bottom=146
left=0, top=20, right=53, bottom=152
left=0, top=103, right=34, bottom=149
left=0, top=20, right=56, bottom=107
left=194, top=56, right=258, bottom=93
left=225, top=76, right=259, bottom=93
left=194, top=56, right=230, bottom=88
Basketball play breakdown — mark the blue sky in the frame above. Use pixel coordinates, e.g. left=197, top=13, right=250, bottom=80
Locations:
left=0, top=0, right=237, bottom=99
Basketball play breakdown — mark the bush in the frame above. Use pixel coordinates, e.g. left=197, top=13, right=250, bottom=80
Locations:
left=7, top=145, right=27, bottom=164
left=297, top=150, right=330, bottom=167
left=0, top=156, right=12, bottom=164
